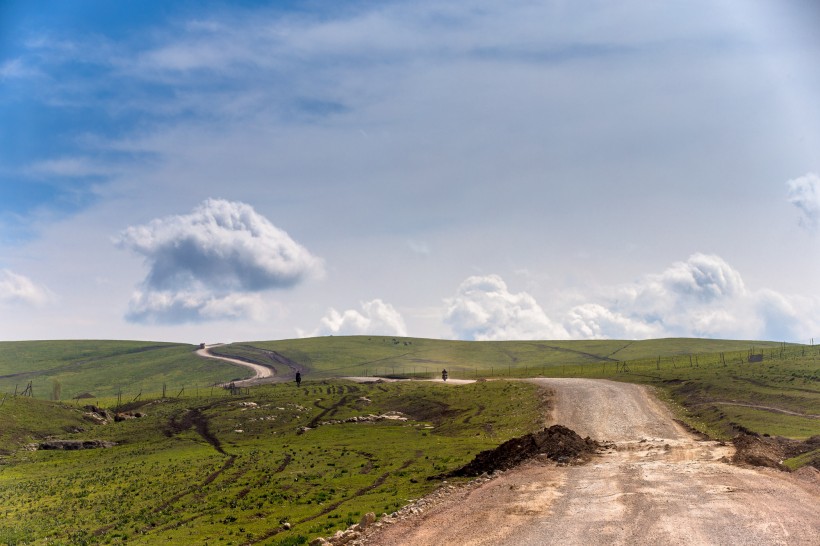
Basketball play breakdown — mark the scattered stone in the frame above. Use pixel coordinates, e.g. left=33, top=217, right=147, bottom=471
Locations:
left=114, top=411, right=145, bottom=422
left=358, top=512, right=376, bottom=531
left=82, top=405, right=112, bottom=424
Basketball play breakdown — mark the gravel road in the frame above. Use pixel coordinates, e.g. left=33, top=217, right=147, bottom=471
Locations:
left=195, top=345, right=275, bottom=386
left=362, top=378, right=820, bottom=545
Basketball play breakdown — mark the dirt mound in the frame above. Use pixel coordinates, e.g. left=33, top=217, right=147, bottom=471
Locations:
left=443, top=425, right=601, bottom=478
left=732, top=433, right=820, bottom=470
left=39, top=440, right=116, bottom=450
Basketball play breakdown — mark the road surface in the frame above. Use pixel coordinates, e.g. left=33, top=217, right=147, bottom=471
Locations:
left=195, top=345, right=274, bottom=386
left=363, top=378, right=820, bottom=545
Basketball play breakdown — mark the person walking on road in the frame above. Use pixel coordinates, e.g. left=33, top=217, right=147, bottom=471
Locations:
left=441, top=369, right=448, bottom=381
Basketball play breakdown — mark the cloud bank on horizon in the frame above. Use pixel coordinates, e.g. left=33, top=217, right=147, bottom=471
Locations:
left=443, top=253, right=818, bottom=342
left=1, top=0, right=819, bottom=343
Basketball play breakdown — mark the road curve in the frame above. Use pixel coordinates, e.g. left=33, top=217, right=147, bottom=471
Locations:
left=363, top=378, right=820, bottom=546
left=195, top=345, right=275, bottom=386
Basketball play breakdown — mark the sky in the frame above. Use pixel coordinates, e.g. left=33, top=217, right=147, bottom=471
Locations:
left=1, top=0, right=820, bottom=344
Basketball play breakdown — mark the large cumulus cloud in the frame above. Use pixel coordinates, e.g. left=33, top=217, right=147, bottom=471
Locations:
left=117, top=199, right=323, bottom=323
left=0, top=269, right=52, bottom=307
left=444, top=274, right=569, bottom=341
left=446, top=254, right=818, bottom=342
left=315, top=299, right=407, bottom=337
left=575, top=253, right=819, bottom=340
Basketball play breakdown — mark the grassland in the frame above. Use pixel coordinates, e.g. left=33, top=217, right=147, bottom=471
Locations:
left=213, top=336, right=788, bottom=379
left=212, top=336, right=818, bottom=441
left=0, top=341, right=253, bottom=400
left=0, top=336, right=817, bottom=544
left=0, top=379, right=541, bottom=545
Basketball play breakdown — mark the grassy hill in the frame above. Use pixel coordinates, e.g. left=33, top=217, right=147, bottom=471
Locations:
left=3, top=336, right=815, bottom=441
left=0, top=340, right=253, bottom=400
left=215, top=336, right=819, bottom=441
left=212, top=336, right=789, bottom=379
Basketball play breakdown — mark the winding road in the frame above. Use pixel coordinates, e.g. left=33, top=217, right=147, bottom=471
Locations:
left=363, top=378, right=820, bottom=545
left=195, top=345, right=275, bottom=386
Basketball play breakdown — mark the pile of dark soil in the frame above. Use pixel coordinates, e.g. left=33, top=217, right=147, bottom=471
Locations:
left=39, top=440, right=116, bottom=450
left=733, top=433, right=820, bottom=471
left=443, top=425, right=601, bottom=478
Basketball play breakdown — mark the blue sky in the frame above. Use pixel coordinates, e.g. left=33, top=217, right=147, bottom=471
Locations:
left=2, top=0, right=820, bottom=343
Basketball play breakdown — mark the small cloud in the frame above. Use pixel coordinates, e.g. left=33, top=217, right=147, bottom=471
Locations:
left=0, top=269, right=52, bottom=307
left=0, top=58, right=38, bottom=79
left=407, top=239, right=431, bottom=255
left=787, top=172, right=820, bottom=230
left=444, top=274, right=569, bottom=341
left=26, top=157, right=114, bottom=178
left=117, top=198, right=323, bottom=323
left=317, top=299, right=407, bottom=336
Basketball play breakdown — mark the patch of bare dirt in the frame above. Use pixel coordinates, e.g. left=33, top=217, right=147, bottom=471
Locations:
left=732, top=432, right=820, bottom=470
left=441, top=425, right=601, bottom=478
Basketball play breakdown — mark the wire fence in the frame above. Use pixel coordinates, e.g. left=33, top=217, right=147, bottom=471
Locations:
left=5, top=343, right=816, bottom=404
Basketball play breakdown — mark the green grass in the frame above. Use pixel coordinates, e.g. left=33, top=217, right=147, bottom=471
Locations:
left=4, top=336, right=817, bottom=444
left=0, top=379, right=542, bottom=545
left=0, top=340, right=253, bottom=400
left=213, top=336, right=818, bottom=443
left=783, top=447, right=820, bottom=471
left=1, top=335, right=818, bottom=543
left=215, top=336, right=788, bottom=379
left=0, top=396, right=93, bottom=455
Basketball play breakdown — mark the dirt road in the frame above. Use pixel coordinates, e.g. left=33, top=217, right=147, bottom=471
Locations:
left=195, top=345, right=275, bottom=386
left=363, top=378, right=820, bottom=545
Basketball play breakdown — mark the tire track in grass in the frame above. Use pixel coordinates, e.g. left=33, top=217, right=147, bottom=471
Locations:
left=308, top=395, right=352, bottom=428
left=93, top=403, right=235, bottom=538
left=249, top=458, right=419, bottom=544
left=695, top=400, right=820, bottom=418
left=154, top=453, right=294, bottom=536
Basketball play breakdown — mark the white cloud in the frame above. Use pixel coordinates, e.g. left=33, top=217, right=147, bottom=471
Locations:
left=446, top=255, right=820, bottom=342
left=565, top=303, right=662, bottom=340
left=116, top=199, right=323, bottom=323
left=0, top=58, right=39, bottom=79
left=26, top=157, right=116, bottom=178
left=0, top=269, right=52, bottom=307
left=570, top=253, right=818, bottom=341
left=125, top=290, right=267, bottom=324
left=317, top=299, right=407, bottom=336
left=786, top=172, right=820, bottom=229
left=444, top=274, right=569, bottom=341
left=407, top=239, right=431, bottom=255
